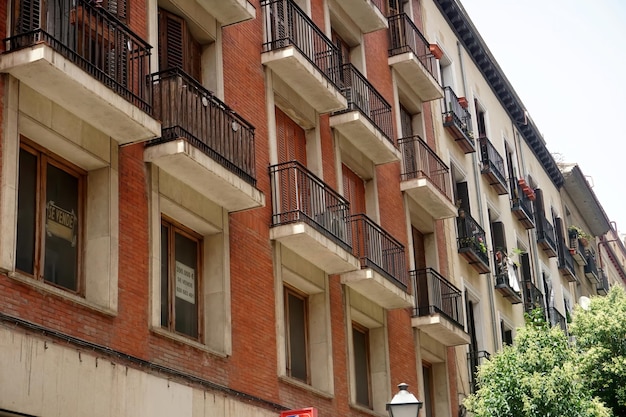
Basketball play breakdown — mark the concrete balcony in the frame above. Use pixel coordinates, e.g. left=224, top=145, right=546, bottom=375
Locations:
left=442, top=87, right=475, bottom=153
left=269, top=161, right=360, bottom=274
left=457, top=215, right=490, bottom=274
left=0, top=1, right=159, bottom=144
left=145, top=70, right=264, bottom=212
left=341, top=214, right=412, bottom=309
left=411, top=269, right=470, bottom=346
left=261, top=0, right=347, bottom=114
left=199, top=0, right=255, bottom=25
left=399, top=136, right=457, bottom=220
left=479, top=136, right=508, bottom=195
left=388, top=14, right=443, bottom=102
left=330, top=64, right=399, bottom=165
left=335, top=0, right=388, bottom=33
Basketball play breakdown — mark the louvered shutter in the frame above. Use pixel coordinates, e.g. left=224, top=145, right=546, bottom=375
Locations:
left=342, top=164, right=366, bottom=215
left=102, top=0, right=127, bottom=22
left=15, top=0, right=41, bottom=35
left=158, top=9, right=202, bottom=81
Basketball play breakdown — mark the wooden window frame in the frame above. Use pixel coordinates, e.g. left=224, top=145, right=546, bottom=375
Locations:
left=161, top=215, right=203, bottom=341
left=284, top=285, right=310, bottom=383
left=17, top=137, right=86, bottom=294
left=352, top=321, right=372, bottom=409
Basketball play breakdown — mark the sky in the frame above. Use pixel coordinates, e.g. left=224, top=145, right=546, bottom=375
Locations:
left=458, top=0, right=626, bottom=236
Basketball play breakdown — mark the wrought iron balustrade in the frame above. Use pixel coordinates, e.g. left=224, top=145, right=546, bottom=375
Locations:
left=6, top=0, right=152, bottom=113
left=387, top=13, right=437, bottom=79
left=522, top=279, right=545, bottom=314
left=336, top=63, right=394, bottom=142
left=350, top=214, right=408, bottom=290
left=510, top=178, right=535, bottom=228
left=442, top=86, right=472, bottom=136
left=597, top=269, right=609, bottom=295
left=537, top=216, right=557, bottom=252
left=412, top=268, right=464, bottom=328
left=399, top=135, right=453, bottom=201
left=548, top=307, right=568, bottom=333
left=584, top=250, right=598, bottom=281
left=457, top=213, right=489, bottom=266
left=261, top=0, right=343, bottom=89
left=150, top=68, right=256, bottom=185
left=479, top=136, right=507, bottom=191
left=468, top=350, right=490, bottom=393
left=269, top=161, right=352, bottom=250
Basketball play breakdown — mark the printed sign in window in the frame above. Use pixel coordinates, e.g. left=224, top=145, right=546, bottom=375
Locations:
left=46, top=200, right=77, bottom=246
left=175, top=261, right=196, bottom=304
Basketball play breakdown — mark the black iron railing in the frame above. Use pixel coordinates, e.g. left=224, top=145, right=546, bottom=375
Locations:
left=336, top=64, right=394, bottom=142
left=261, top=0, right=343, bottom=89
left=412, top=268, right=464, bottom=328
left=559, top=246, right=576, bottom=279
left=468, top=350, right=490, bottom=393
left=510, top=178, right=534, bottom=220
left=522, top=279, right=545, bottom=315
left=442, top=86, right=472, bottom=137
left=479, top=136, right=507, bottom=186
left=584, top=250, right=598, bottom=280
left=149, top=69, right=256, bottom=185
left=387, top=13, right=438, bottom=80
left=548, top=307, right=568, bottom=333
left=457, top=214, right=489, bottom=266
left=399, top=135, right=453, bottom=200
left=537, top=216, right=557, bottom=250
left=597, top=269, right=609, bottom=295
left=6, top=0, right=152, bottom=113
left=350, top=214, right=408, bottom=290
left=269, top=161, right=352, bottom=251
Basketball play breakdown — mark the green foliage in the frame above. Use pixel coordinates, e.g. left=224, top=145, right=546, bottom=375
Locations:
left=570, top=286, right=626, bottom=416
left=464, top=309, right=611, bottom=417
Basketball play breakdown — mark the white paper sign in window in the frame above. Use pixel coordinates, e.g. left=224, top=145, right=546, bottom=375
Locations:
left=175, top=261, right=196, bottom=304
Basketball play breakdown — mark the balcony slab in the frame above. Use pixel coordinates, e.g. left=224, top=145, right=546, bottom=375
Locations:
left=197, top=0, right=255, bottom=25
left=401, top=178, right=457, bottom=220
left=412, top=315, right=470, bottom=346
left=389, top=52, right=443, bottom=102
left=330, top=111, right=399, bottom=164
left=341, top=268, right=413, bottom=309
left=144, top=139, right=264, bottom=212
left=271, top=223, right=360, bottom=275
left=0, top=44, right=160, bottom=144
left=262, top=46, right=347, bottom=114
left=335, top=0, right=387, bottom=33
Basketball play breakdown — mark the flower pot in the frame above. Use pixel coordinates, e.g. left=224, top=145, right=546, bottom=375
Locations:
left=458, top=97, right=469, bottom=108
left=429, top=43, right=443, bottom=60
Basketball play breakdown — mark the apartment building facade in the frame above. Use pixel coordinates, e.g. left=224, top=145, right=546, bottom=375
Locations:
left=0, top=0, right=622, bottom=417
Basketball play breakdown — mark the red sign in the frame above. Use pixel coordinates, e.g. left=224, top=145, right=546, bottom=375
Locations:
left=280, top=408, right=317, bottom=417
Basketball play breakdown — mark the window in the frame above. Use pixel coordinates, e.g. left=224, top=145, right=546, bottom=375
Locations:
left=160, top=218, right=202, bottom=339
left=148, top=164, right=231, bottom=355
left=158, top=8, right=202, bottom=81
left=500, top=319, right=513, bottom=346
left=16, top=141, right=84, bottom=293
left=353, top=323, right=371, bottom=408
left=285, top=286, right=309, bottom=382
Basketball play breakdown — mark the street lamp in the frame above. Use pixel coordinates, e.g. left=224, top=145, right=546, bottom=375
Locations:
left=386, top=383, right=423, bottom=417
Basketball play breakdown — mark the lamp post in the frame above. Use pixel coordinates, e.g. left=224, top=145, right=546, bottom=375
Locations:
left=386, top=383, right=423, bottom=417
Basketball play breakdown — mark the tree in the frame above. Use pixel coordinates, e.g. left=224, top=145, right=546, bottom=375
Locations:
left=569, top=286, right=626, bottom=416
left=464, top=310, right=611, bottom=417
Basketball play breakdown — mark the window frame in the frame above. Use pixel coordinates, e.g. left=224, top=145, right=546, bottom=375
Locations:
left=352, top=321, right=372, bottom=409
left=160, top=215, right=204, bottom=341
left=17, top=138, right=86, bottom=294
left=284, top=284, right=310, bottom=383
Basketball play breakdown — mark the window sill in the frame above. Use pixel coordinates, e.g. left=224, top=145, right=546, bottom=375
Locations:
left=7, top=270, right=117, bottom=317
left=150, top=327, right=229, bottom=358
left=349, top=402, right=387, bottom=417
left=278, top=375, right=334, bottom=399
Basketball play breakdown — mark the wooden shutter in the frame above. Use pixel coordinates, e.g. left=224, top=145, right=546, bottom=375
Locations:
left=554, top=217, right=566, bottom=259
left=520, top=252, right=532, bottom=282
left=412, top=227, right=426, bottom=270
left=158, top=9, right=202, bottom=81
left=491, top=221, right=506, bottom=253
left=342, top=164, right=366, bottom=215
left=102, top=0, right=127, bottom=22
left=276, top=107, right=306, bottom=164
left=455, top=181, right=470, bottom=213
left=15, top=0, right=41, bottom=34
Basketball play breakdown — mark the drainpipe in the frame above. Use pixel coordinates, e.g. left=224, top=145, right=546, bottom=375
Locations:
left=457, top=41, right=499, bottom=351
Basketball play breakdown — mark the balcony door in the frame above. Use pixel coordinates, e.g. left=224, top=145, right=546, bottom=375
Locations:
left=342, top=165, right=366, bottom=216
left=158, top=9, right=202, bottom=81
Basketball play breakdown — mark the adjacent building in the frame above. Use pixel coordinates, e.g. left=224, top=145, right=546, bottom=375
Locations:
left=0, top=0, right=622, bottom=417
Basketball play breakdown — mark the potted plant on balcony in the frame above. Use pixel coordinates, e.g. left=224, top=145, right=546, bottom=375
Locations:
left=568, top=225, right=590, bottom=247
